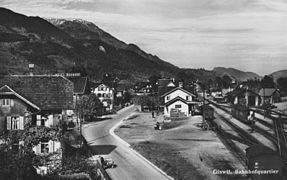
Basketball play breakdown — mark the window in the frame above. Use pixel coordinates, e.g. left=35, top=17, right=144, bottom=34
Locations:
left=7, top=116, right=24, bottom=130
left=166, top=96, right=170, bottom=100
left=175, top=105, right=181, bottom=108
left=1, top=99, right=11, bottom=106
left=186, top=96, right=189, bottom=100
left=41, top=141, right=49, bottom=153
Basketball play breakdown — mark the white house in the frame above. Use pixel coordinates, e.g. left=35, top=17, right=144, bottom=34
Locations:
left=91, top=83, right=114, bottom=111
left=161, top=87, right=198, bottom=117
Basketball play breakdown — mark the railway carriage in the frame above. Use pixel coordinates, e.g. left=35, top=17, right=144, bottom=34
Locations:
left=231, top=104, right=252, bottom=123
left=246, top=145, right=282, bottom=180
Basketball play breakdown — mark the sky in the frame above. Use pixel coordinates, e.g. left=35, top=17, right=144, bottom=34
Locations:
left=1, top=0, right=287, bottom=75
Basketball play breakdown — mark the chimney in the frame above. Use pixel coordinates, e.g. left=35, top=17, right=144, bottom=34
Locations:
left=179, top=81, right=183, bottom=88
left=28, top=64, right=34, bottom=76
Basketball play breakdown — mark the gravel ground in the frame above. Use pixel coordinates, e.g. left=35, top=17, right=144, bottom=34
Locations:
left=115, top=112, right=247, bottom=180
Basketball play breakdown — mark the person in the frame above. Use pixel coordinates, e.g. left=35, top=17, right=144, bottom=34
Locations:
left=250, top=111, right=255, bottom=133
left=152, top=111, right=155, bottom=118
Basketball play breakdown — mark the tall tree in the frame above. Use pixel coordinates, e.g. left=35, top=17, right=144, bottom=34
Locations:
left=222, top=75, right=232, bottom=89
left=261, top=75, right=275, bottom=88
left=77, top=94, right=104, bottom=121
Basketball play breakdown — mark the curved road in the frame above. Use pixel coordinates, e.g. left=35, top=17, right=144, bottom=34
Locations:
left=81, top=106, right=170, bottom=180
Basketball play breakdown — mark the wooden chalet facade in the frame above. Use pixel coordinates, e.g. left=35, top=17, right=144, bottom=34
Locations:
left=258, top=88, right=281, bottom=105
left=0, top=75, right=74, bottom=154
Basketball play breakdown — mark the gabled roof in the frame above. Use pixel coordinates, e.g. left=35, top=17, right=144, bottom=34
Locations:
left=164, top=96, right=188, bottom=106
left=0, top=75, right=74, bottom=110
left=161, top=87, right=196, bottom=97
left=90, top=82, right=111, bottom=89
left=0, top=85, right=40, bottom=110
left=231, top=88, right=259, bottom=97
left=258, top=88, right=278, bottom=97
left=67, top=76, right=88, bottom=94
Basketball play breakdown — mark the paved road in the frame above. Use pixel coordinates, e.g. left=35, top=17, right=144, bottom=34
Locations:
left=82, top=106, right=170, bottom=180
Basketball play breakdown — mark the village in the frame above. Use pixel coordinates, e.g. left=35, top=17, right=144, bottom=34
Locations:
left=0, top=63, right=287, bottom=180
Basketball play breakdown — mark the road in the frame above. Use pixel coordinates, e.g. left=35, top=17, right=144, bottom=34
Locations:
left=81, top=106, right=170, bottom=180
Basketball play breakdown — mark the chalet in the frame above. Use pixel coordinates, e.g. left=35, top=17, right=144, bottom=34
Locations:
left=232, top=88, right=260, bottom=107
left=91, top=82, right=114, bottom=111
left=0, top=75, right=74, bottom=154
left=161, top=87, right=198, bottom=117
left=258, top=88, right=281, bottom=105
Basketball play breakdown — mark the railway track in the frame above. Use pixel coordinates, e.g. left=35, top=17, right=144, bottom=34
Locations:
left=209, top=99, right=287, bottom=165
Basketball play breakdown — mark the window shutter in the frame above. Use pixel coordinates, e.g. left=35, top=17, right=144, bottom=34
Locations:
left=19, top=116, right=24, bottom=130
left=6, top=116, right=11, bottom=130
left=54, top=141, right=61, bottom=151
left=16, top=117, right=20, bottom=130
left=48, top=140, right=53, bottom=153
left=36, top=115, right=41, bottom=126
left=0, top=99, right=2, bottom=106
left=33, top=144, right=41, bottom=154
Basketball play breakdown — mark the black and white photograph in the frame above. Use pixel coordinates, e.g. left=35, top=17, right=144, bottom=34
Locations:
left=0, top=0, right=286, bottom=180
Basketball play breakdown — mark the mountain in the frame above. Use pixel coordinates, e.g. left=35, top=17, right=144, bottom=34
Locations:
left=0, top=8, right=179, bottom=81
left=212, top=67, right=261, bottom=81
left=46, top=18, right=177, bottom=73
left=270, top=70, right=287, bottom=80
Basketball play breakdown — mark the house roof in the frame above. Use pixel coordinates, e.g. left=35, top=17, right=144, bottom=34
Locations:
left=258, top=88, right=278, bottom=97
left=67, top=77, right=88, bottom=94
left=161, top=87, right=196, bottom=98
left=164, top=96, right=188, bottom=106
left=90, top=82, right=111, bottom=89
left=230, top=88, right=259, bottom=97
left=0, top=75, right=74, bottom=110
left=134, top=82, right=151, bottom=89
left=157, top=79, right=174, bottom=87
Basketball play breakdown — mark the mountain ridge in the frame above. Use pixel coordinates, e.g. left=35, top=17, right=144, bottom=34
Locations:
left=212, top=67, right=261, bottom=81
left=0, top=7, right=179, bottom=81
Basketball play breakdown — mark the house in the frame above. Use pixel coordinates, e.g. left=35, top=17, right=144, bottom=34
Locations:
left=231, top=88, right=260, bottom=107
left=134, top=81, right=153, bottom=95
left=258, top=88, right=281, bottom=105
left=161, top=87, right=198, bottom=117
left=0, top=75, right=74, bottom=154
left=91, top=82, right=114, bottom=111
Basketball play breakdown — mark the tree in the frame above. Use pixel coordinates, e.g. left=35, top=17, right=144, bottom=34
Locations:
left=214, top=76, right=223, bottom=90
left=148, top=74, right=161, bottom=86
left=77, top=94, right=104, bottom=121
left=277, top=77, right=287, bottom=96
left=261, top=75, right=275, bottom=88
left=222, top=75, right=232, bottom=89
left=0, top=126, right=62, bottom=180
